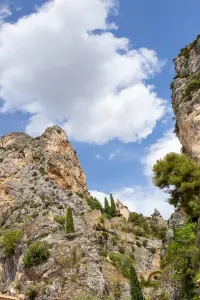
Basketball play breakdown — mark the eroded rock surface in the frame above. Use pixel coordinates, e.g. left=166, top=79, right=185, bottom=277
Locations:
left=0, top=126, right=164, bottom=299
left=172, top=35, right=200, bottom=160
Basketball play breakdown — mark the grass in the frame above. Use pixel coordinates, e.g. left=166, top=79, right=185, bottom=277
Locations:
left=108, top=251, right=134, bottom=278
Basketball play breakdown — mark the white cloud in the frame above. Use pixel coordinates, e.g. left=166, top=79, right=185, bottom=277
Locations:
left=108, top=149, right=120, bottom=160
left=91, top=129, right=181, bottom=219
left=95, top=154, right=104, bottom=160
left=0, top=5, right=12, bottom=21
left=0, top=0, right=166, bottom=143
left=90, top=186, right=173, bottom=219
left=142, top=129, right=182, bottom=177
left=90, top=190, right=109, bottom=206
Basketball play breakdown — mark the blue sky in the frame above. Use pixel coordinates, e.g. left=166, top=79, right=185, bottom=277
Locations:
left=0, top=0, right=199, bottom=218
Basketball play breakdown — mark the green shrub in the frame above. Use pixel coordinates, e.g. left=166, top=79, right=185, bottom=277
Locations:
left=100, top=215, right=105, bottom=224
left=151, top=226, right=167, bottom=240
left=23, top=241, right=50, bottom=268
left=39, top=167, right=46, bottom=176
left=129, top=212, right=145, bottom=225
left=149, top=247, right=157, bottom=254
left=108, top=251, right=133, bottom=278
left=54, top=215, right=66, bottom=228
left=119, top=245, right=126, bottom=254
left=3, top=229, right=23, bottom=255
left=86, top=196, right=102, bottom=212
left=25, top=285, right=39, bottom=300
left=142, top=240, right=148, bottom=247
left=136, top=241, right=141, bottom=247
left=178, top=34, right=200, bottom=58
left=162, top=221, right=200, bottom=298
left=111, top=236, right=118, bottom=246
left=181, top=72, right=200, bottom=102
left=133, top=228, right=144, bottom=237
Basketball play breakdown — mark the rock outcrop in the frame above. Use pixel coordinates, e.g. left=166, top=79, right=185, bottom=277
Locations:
left=172, top=35, right=200, bottom=160
left=0, top=127, right=163, bottom=299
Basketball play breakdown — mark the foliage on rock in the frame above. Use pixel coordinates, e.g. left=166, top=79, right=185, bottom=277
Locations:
left=3, top=229, right=23, bottom=255
left=161, top=220, right=200, bottom=299
left=23, top=241, right=50, bottom=268
left=108, top=251, right=134, bottom=278
left=153, top=152, right=200, bottom=216
left=86, top=196, right=103, bottom=212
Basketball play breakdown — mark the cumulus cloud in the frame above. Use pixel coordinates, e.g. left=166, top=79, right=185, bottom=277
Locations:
left=0, top=0, right=166, bottom=142
left=90, top=186, right=173, bottom=219
left=142, top=129, right=182, bottom=177
left=91, top=129, right=181, bottom=218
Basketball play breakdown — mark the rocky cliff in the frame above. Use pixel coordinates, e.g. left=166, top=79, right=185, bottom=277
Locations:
left=0, top=127, right=164, bottom=300
left=172, top=34, right=200, bottom=159
left=161, top=34, right=200, bottom=300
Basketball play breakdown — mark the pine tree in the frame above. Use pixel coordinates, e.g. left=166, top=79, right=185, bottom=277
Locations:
left=65, top=207, right=75, bottom=234
left=110, top=193, right=117, bottom=217
left=130, top=265, right=144, bottom=300
left=104, top=197, right=110, bottom=216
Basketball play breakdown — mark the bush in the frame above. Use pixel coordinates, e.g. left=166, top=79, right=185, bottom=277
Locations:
left=54, top=216, right=66, bottom=228
left=151, top=226, right=167, bottom=240
left=39, top=167, right=46, bottom=176
left=66, top=207, right=75, bottom=234
left=108, top=251, right=134, bottom=278
left=136, top=241, right=141, bottom=247
left=25, top=285, right=39, bottom=300
left=23, top=241, right=50, bottom=268
left=119, top=245, right=126, bottom=254
left=3, top=229, right=23, bottom=255
left=100, top=215, right=105, bottom=224
left=86, top=196, right=102, bottom=212
left=129, top=212, right=145, bottom=226
left=182, top=72, right=200, bottom=102
left=149, top=247, right=157, bottom=254
left=162, top=221, right=200, bottom=299
left=142, top=240, right=148, bottom=247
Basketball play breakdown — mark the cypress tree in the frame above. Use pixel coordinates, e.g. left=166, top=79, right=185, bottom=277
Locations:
left=110, top=193, right=117, bottom=217
left=130, top=265, right=144, bottom=300
left=65, top=207, right=75, bottom=234
left=104, top=197, right=110, bottom=216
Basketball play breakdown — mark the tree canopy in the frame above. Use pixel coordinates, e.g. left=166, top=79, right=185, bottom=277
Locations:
left=152, top=152, right=200, bottom=216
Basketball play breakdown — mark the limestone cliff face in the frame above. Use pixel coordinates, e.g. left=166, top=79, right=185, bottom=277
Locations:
left=172, top=35, right=200, bottom=159
left=0, top=126, right=164, bottom=299
left=0, top=125, right=87, bottom=201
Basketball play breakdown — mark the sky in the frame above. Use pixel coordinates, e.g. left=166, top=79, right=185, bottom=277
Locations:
left=0, top=0, right=199, bottom=218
